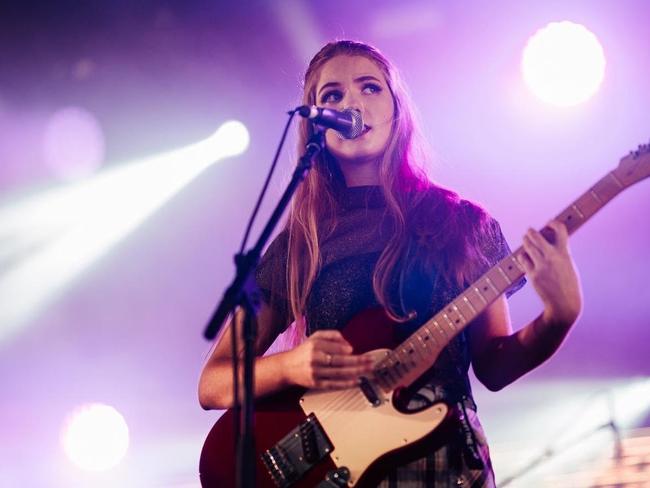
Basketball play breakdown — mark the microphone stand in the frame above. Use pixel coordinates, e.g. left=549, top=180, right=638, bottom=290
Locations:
left=498, top=419, right=622, bottom=487
left=203, top=127, right=326, bottom=488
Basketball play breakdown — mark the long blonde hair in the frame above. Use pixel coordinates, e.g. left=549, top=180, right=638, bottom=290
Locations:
left=286, top=40, right=433, bottom=326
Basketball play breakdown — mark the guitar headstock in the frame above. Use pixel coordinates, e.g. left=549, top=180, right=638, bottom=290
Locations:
left=614, top=141, right=650, bottom=187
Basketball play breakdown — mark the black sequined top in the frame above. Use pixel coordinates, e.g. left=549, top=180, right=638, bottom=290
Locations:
left=256, top=185, right=524, bottom=407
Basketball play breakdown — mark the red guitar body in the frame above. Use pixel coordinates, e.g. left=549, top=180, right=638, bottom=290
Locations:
left=199, top=308, right=454, bottom=487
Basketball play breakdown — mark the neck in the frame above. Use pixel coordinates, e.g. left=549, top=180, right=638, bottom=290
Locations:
left=338, top=158, right=380, bottom=187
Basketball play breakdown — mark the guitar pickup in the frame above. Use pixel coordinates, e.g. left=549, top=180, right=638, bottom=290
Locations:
left=262, top=413, right=333, bottom=487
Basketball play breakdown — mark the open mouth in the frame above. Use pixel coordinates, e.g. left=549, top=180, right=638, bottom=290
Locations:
left=360, top=124, right=371, bottom=135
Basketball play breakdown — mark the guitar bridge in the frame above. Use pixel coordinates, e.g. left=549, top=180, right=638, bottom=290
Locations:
left=261, top=413, right=333, bottom=487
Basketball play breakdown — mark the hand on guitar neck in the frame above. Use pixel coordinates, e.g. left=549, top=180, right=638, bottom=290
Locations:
left=518, top=219, right=583, bottom=328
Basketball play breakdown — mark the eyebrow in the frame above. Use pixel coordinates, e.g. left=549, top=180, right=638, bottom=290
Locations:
left=317, top=75, right=382, bottom=96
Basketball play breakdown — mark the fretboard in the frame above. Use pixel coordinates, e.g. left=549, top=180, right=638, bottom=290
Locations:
left=372, top=170, right=626, bottom=392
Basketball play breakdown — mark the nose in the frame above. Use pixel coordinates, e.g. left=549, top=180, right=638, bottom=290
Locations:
left=342, top=91, right=363, bottom=113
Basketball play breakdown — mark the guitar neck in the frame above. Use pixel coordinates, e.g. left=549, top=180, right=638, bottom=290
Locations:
left=372, top=170, right=626, bottom=391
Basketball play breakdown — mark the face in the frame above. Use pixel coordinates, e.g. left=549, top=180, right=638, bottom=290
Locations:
left=314, top=55, right=395, bottom=166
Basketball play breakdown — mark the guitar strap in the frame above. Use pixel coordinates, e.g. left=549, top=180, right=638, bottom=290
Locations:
left=457, top=399, right=485, bottom=471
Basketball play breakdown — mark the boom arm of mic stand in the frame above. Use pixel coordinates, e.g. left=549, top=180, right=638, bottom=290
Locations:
left=203, top=128, right=325, bottom=341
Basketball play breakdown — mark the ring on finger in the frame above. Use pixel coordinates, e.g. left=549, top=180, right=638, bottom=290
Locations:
left=326, top=353, right=333, bottom=367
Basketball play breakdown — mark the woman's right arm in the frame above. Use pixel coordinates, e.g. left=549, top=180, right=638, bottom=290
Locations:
left=198, top=302, right=373, bottom=410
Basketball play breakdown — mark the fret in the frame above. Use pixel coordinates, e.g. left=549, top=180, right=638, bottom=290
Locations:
left=495, top=265, right=512, bottom=286
left=432, top=320, right=449, bottom=340
left=401, top=341, right=424, bottom=365
left=509, top=254, right=524, bottom=273
left=442, top=313, right=457, bottom=332
left=473, top=286, right=488, bottom=305
left=589, top=188, right=603, bottom=204
left=485, top=276, right=500, bottom=295
left=413, top=339, right=430, bottom=361
left=415, top=333, right=428, bottom=353
left=571, top=203, right=585, bottom=220
left=488, top=270, right=509, bottom=292
left=609, top=171, right=624, bottom=188
left=501, top=257, right=522, bottom=282
left=462, top=295, right=477, bottom=315
left=419, top=325, right=438, bottom=346
left=452, top=303, right=467, bottom=323
left=574, top=192, right=600, bottom=219
left=444, top=304, right=465, bottom=329
left=593, top=176, right=621, bottom=202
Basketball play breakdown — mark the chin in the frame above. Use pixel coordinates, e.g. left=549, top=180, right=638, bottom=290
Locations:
left=328, top=143, right=386, bottom=164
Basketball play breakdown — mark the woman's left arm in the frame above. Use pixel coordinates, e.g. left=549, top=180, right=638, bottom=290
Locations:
left=469, top=220, right=583, bottom=391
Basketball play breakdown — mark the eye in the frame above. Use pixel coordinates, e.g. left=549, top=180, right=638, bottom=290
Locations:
left=320, top=89, right=342, bottom=104
left=362, top=83, right=382, bottom=95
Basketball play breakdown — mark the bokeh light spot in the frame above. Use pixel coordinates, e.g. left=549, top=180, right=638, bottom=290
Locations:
left=61, top=403, right=129, bottom=471
left=43, top=106, right=105, bottom=181
left=522, top=21, right=606, bottom=107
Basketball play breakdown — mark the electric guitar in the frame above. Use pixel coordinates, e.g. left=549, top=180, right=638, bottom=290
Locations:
left=199, top=143, right=650, bottom=487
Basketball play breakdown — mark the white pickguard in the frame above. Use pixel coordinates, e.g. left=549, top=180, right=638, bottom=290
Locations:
left=300, top=349, right=448, bottom=486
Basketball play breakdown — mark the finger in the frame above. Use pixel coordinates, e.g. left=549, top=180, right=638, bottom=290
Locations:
left=312, top=329, right=352, bottom=348
left=315, top=378, right=362, bottom=390
left=526, top=228, right=553, bottom=255
left=321, top=352, right=333, bottom=367
left=523, top=233, right=544, bottom=265
left=329, top=354, right=375, bottom=368
left=311, top=329, right=345, bottom=341
left=546, top=220, right=569, bottom=248
left=315, top=364, right=374, bottom=380
left=317, top=340, right=354, bottom=356
left=315, top=352, right=372, bottom=370
left=516, top=250, right=533, bottom=273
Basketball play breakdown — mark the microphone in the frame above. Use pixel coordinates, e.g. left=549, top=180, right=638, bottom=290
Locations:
left=296, top=106, right=364, bottom=139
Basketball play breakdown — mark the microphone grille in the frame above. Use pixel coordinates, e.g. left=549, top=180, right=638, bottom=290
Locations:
left=341, top=108, right=364, bottom=139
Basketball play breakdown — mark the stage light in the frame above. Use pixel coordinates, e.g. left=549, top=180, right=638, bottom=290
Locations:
left=522, top=21, right=606, bottom=107
left=206, top=120, right=250, bottom=159
left=0, top=120, right=249, bottom=343
left=61, top=403, right=129, bottom=471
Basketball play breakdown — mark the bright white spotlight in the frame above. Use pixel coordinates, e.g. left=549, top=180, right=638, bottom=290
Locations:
left=522, top=21, right=606, bottom=107
left=0, top=120, right=249, bottom=342
left=61, top=403, right=129, bottom=471
left=207, top=120, right=250, bottom=159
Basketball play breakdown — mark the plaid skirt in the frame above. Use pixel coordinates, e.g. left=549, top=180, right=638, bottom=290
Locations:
left=375, top=392, right=495, bottom=488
